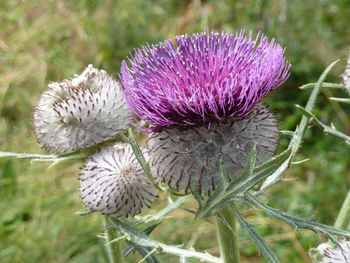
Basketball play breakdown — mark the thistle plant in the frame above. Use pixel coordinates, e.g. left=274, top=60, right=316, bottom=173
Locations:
left=2, top=30, right=350, bottom=263
left=120, top=30, right=289, bottom=197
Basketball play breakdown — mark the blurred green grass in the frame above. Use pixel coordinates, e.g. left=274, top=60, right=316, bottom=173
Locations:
left=1, top=0, right=350, bottom=262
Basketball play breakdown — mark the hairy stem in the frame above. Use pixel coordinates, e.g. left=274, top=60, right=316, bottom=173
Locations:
left=103, top=216, right=123, bottom=263
left=113, top=218, right=220, bottom=263
left=335, top=190, right=350, bottom=231
left=216, top=206, right=240, bottom=263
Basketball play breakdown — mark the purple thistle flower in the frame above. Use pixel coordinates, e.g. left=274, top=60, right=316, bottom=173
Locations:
left=79, top=143, right=158, bottom=217
left=120, top=29, right=290, bottom=131
left=34, top=65, right=131, bottom=153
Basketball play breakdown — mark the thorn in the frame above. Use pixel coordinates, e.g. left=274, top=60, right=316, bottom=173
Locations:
left=282, top=177, right=298, bottom=182
left=48, top=160, right=59, bottom=169
left=167, top=197, right=174, bottom=204
left=291, top=158, right=310, bottom=165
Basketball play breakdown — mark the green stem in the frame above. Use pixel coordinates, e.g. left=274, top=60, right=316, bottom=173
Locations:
left=216, top=206, right=240, bottom=263
left=335, top=190, right=350, bottom=231
left=103, top=216, right=123, bottom=263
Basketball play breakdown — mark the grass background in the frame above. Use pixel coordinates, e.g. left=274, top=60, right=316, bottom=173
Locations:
left=1, top=0, right=350, bottom=262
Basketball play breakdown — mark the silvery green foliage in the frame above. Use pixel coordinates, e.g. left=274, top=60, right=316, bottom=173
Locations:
left=318, top=239, right=350, bottom=263
left=79, top=143, right=158, bottom=217
left=343, top=51, right=350, bottom=96
left=33, top=65, right=131, bottom=153
left=148, top=106, right=278, bottom=195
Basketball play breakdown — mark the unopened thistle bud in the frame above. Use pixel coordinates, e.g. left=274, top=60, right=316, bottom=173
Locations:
left=79, top=143, right=158, bottom=217
left=120, top=30, right=290, bottom=195
left=34, top=65, right=131, bottom=153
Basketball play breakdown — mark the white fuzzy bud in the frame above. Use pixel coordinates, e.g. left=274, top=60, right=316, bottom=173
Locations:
left=34, top=65, right=131, bottom=153
left=79, top=143, right=158, bottom=217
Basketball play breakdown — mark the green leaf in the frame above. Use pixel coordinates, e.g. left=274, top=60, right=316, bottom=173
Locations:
left=133, top=196, right=188, bottom=226
left=295, top=104, right=350, bottom=145
left=245, top=193, right=350, bottom=238
left=231, top=204, right=280, bottom=263
left=192, top=191, right=205, bottom=207
left=128, top=128, right=152, bottom=176
left=259, top=155, right=292, bottom=191
left=299, top=82, right=344, bottom=90
left=329, top=97, right=350, bottom=104
left=124, top=245, right=160, bottom=263
left=233, top=150, right=291, bottom=195
left=196, top=148, right=290, bottom=219
left=128, top=128, right=160, bottom=190
left=289, top=60, right=339, bottom=157
left=113, top=219, right=152, bottom=247
left=212, top=195, right=251, bottom=211
left=279, top=130, right=294, bottom=137
left=143, top=222, right=162, bottom=235
left=124, top=222, right=161, bottom=263
left=136, top=247, right=159, bottom=263
left=182, top=208, right=198, bottom=215
left=258, top=61, right=339, bottom=193
left=253, top=149, right=291, bottom=179
left=227, top=146, right=257, bottom=192
left=75, top=207, right=94, bottom=216
left=210, top=159, right=228, bottom=202
left=111, top=219, right=220, bottom=263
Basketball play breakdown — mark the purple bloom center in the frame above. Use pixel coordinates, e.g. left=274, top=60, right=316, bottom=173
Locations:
left=120, top=30, right=290, bottom=131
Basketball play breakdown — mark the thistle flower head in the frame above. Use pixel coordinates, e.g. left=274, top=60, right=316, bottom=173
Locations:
left=79, top=143, right=158, bottom=217
left=120, top=29, right=290, bottom=131
left=148, top=106, right=278, bottom=195
left=318, top=239, right=350, bottom=263
left=34, top=65, right=131, bottom=153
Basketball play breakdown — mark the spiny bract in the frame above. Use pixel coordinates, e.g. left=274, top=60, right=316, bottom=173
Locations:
left=148, top=106, right=278, bottom=195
